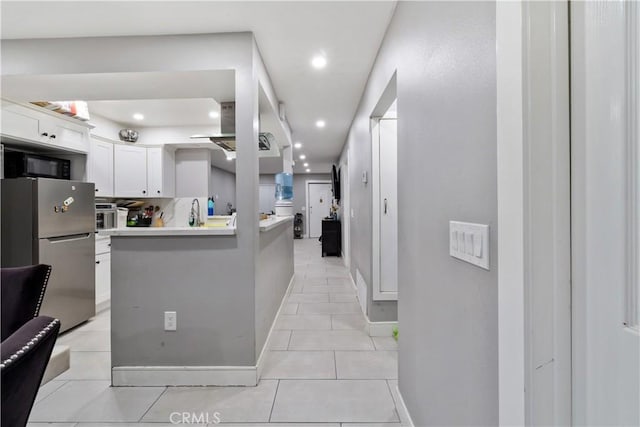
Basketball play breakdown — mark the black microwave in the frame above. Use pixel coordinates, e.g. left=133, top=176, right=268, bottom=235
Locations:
left=4, top=151, right=71, bottom=180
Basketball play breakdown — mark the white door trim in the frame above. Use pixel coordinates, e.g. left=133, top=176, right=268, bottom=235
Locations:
left=340, top=154, right=351, bottom=268
left=497, top=1, right=572, bottom=425
left=370, top=72, right=398, bottom=302
left=305, top=180, right=332, bottom=239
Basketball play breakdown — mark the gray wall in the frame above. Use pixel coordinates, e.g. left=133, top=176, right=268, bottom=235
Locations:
left=256, top=221, right=294, bottom=359
left=111, top=235, right=254, bottom=367
left=260, top=173, right=332, bottom=233
left=210, top=165, right=236, bottom=212
left=341, top=2, right=498, bottom=425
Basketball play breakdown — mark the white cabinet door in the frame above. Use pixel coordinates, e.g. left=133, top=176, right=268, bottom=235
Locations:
left=1, top=102, right=90, bottom=153
left=146, top=147, right=175, bottom=197
left=114, top=144, right=147, bottom=197
left=88, top=139, right=114, bottom=197
left=95, top=252, right=111, bottom=308
left=55, top=123, right=89, bottom=153
left=1, top=108, right=40, bottom=140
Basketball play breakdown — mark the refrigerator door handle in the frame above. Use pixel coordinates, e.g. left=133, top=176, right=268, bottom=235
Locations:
left=45, top=233, right=93, bottom=243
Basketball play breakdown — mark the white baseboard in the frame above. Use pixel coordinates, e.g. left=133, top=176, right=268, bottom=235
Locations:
left=256, top=274, right=295, bottom=381
left=395, top=384, right=415, bottom=427
left=367, top=320, right=398, bottom=337
left=112, top=274, right=296, bottom=387
left=112, top=365, right=257, bottom=386
left=96, top=297, right=110, bottom=314
left=347, top=271, right=398, bottom=338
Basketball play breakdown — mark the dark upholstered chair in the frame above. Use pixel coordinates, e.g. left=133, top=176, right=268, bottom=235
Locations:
left=1, top=264, right=60, bottom=427
left=1, top=264, right=52, bottom=340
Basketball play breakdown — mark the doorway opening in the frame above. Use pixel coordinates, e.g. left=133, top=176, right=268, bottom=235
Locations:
left=306, top=180, right=332, bottom=239
left=371, top=73, right=398, bottom=301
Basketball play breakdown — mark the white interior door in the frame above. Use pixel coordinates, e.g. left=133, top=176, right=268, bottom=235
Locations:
left=571, top=1, right=640, bottom=424
left=379, top=118, right=398, bottom=293
left=342, top=158, right=351, bottom=267
left=308, top=182, right=332, bottom=238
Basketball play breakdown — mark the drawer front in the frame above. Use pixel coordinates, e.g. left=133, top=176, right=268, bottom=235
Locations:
left=96, top=237, right=111, bottom=255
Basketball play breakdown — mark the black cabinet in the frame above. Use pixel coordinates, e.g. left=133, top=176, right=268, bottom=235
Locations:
left=321, top=219, right=341, bottom=257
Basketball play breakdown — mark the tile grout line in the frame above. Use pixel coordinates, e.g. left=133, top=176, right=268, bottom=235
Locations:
left=32, top=380, right=69, bottom=407
left=286, top=330, right=293, bottom=350
left=385, top=378, right=403, bottom=424
left=333, top=350, right=338, bottom=380
left=137, top=385, right=168, bottom=422
left=268, top=379, right=281, bottom=422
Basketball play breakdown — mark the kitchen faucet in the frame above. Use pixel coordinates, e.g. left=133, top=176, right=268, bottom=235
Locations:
left=189, top=198, right=202, bottom=227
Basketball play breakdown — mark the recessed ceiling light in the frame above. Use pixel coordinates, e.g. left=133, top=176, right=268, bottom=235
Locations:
left=299, top=154, right=306, bottom=160
left=209, top=111, right=220, bottom=119
left=294, top=142, right=302, bottom=149
left=315, top=120, right=326, bottom=128
left=306, top=168, right=311, bottom=173
left=311, top=55, right=327, bottom=69
left=133, top=113, right=144, bottom=121
left=303, top=162, right=309, bottom=167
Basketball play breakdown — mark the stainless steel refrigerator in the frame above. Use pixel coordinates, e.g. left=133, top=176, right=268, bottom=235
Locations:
left=1, top=177, right=95, bottom=332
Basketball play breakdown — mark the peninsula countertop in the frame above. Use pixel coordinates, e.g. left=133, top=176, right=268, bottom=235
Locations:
left=100, top=226, right=236, bottom=237
left=259, top=215, right=293, bottom=232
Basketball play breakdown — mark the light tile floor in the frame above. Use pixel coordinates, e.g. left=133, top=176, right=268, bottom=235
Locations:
left=28, top=238, right=400, bottom=426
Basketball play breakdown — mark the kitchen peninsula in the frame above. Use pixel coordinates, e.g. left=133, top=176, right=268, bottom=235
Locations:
left=101, top=215, right=294, bottom=386
left=1, top=31, right=296, bottom=387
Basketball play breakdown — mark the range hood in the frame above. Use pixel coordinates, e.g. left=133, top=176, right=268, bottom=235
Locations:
left=191, top=102, right=275, bottom=152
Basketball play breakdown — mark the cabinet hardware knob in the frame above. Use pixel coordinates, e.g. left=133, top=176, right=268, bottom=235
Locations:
left=41, top=132, right=48, bottom=137
left=95, top=189, right=99, bottom=192
left=95, top=260, right=100, bottom=264
left=157, top=190, right=161, bottom=194
left=142, top=190, right=146, bottom=194
left=50, top=134, right=56, bottom=139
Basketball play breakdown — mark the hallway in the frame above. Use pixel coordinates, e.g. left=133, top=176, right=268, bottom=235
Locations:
left=27, top=238, right=401, bottom=426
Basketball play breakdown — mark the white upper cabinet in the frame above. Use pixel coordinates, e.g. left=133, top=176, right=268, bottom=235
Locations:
left=114, top=144, right=148, bottom=197
left=87, top=138, right=115, bottom=197
left=146, top=147, right=175, bottom=198
left=1, top=100, right=91, bottom=153
left=2, top=108, right=40, bottom=140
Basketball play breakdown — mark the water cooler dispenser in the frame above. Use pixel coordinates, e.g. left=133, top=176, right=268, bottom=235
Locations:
left=274, top=172, right=293, bottom=216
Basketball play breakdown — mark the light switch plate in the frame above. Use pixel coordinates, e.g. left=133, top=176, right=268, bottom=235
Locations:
left=449, top=221, right=489, bottom=270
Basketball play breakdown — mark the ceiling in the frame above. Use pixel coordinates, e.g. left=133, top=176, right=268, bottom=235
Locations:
left=1, top=1, right=396, bottom=174
left=88, top=98, right=222, bottom=128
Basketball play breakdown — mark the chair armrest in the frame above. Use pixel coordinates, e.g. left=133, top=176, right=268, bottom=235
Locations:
left=1, top=316, right=60, bottom=370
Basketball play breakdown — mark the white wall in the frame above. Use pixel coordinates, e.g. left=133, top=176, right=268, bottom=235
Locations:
left=89, top=113, right=128, bottom=140
left=342, top=2, right=497, bottom=424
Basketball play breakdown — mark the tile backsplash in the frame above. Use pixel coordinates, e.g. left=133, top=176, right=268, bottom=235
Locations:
left=152, top=197, right=207, bottom=227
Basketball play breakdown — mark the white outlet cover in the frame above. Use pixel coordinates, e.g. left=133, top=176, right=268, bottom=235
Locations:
left=164, top=311, right=177, bottom=331
left=449, top=221, right=489, bottom=270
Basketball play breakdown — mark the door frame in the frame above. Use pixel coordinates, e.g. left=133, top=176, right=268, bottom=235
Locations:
left=305, top=180, right=332, bottom=239
left=340, top=154, right=351, bottom=267
left=497, top=1, right=572, bottom=425
left=370, top=73, right=398, bottom=301
left=371, top=116, right=398, bottom=301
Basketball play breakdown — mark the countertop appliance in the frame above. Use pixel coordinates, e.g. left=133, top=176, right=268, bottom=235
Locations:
left=4, top=151, right=71, bottom=180
left=1, top=178, right=96, bottom=332
left=96, top=202, right=117, bottom=231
